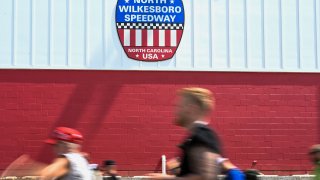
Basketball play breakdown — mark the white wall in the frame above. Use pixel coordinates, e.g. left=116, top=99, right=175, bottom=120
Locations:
left=0, top=0, right=319, bottom=72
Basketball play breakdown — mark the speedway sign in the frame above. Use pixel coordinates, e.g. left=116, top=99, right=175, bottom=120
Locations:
left=116, top=0, right=185, bottom=61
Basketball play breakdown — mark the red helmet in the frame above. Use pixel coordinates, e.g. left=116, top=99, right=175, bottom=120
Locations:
left=45, top=127, right=83, bottom=145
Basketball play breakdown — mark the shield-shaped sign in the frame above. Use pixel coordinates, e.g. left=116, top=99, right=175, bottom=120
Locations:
left=116, top=0, right=185, bottom=61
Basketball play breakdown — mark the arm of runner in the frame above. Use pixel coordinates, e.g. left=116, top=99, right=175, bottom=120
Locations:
left=1, top=154, right=47, bottom=177
left=39, top=157, right=69, bottom=180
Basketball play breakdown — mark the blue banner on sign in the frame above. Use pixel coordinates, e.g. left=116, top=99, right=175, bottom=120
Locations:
left=116, top=0, right=184, bottom=23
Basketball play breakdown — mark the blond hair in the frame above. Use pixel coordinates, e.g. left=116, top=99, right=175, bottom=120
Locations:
left=179, top=87, right=215, bottom=113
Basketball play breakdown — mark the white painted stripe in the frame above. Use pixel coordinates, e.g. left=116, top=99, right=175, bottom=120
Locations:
left=136, top=29, right=142, bottom=46
left=159, top=30, right=165, bottom=47
left=124, top=29, right=130, bottom=46
left=147, top=30, right=153, bottom=46
left=171, top=30, right=177, bottom=46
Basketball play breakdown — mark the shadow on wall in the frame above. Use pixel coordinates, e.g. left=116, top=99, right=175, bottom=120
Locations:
left=35, top=8, right=126, bottom=161
left=35, top=80, right=122, bottom=163
left=35, top=8, right=125, bottom=161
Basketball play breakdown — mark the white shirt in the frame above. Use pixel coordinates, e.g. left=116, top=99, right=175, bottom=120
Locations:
left=60, top=153, right=92, bottom=180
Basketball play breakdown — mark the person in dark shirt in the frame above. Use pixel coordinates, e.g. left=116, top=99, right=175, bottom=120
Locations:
left=148, top=87, right=222, bottom=180
left=309, top=144, right=320, bottom=180
left=101, top=160, right=119, bottom=180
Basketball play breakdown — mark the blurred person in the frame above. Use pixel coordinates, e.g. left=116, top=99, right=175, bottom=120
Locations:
left=148, top=87, right=222, bottom=180
left=1, top=127, right=92, bottom=180
left=242, top=160, right=263, bottom=180
left=243, top=169, right=262, bottom=180
left=101, top=160, right=118, bottom=180
left=309, top=144, right=320, bottom=180
left=43, top=127, right=92, bottom=180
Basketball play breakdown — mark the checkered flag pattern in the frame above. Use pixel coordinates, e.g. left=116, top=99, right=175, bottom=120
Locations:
left=117, top=22, right=184, bottom=30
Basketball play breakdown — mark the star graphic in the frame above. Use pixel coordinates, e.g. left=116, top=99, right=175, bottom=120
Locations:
left=125, top=0, right=130, bottom=3
left=161, top=54, right=165, bottom=58
left=136, top=54, right=139, bottom=57
left=170, top=0, right=174, bottom=4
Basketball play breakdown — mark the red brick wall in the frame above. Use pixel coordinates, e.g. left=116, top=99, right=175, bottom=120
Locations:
left=0, top=70, right=318, bottom=175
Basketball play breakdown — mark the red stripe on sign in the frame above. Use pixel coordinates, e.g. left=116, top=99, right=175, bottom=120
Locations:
left=153, top=30, right=159, bottom=47
left=130, top=29, right=136, bottom=46
left=118, top=29, right=125, bottom=45
left=165, top=30, right=171, bottom=47
left=176, top=30, right=183, bottom=45
left=142, top=29, right=148, bottom=47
